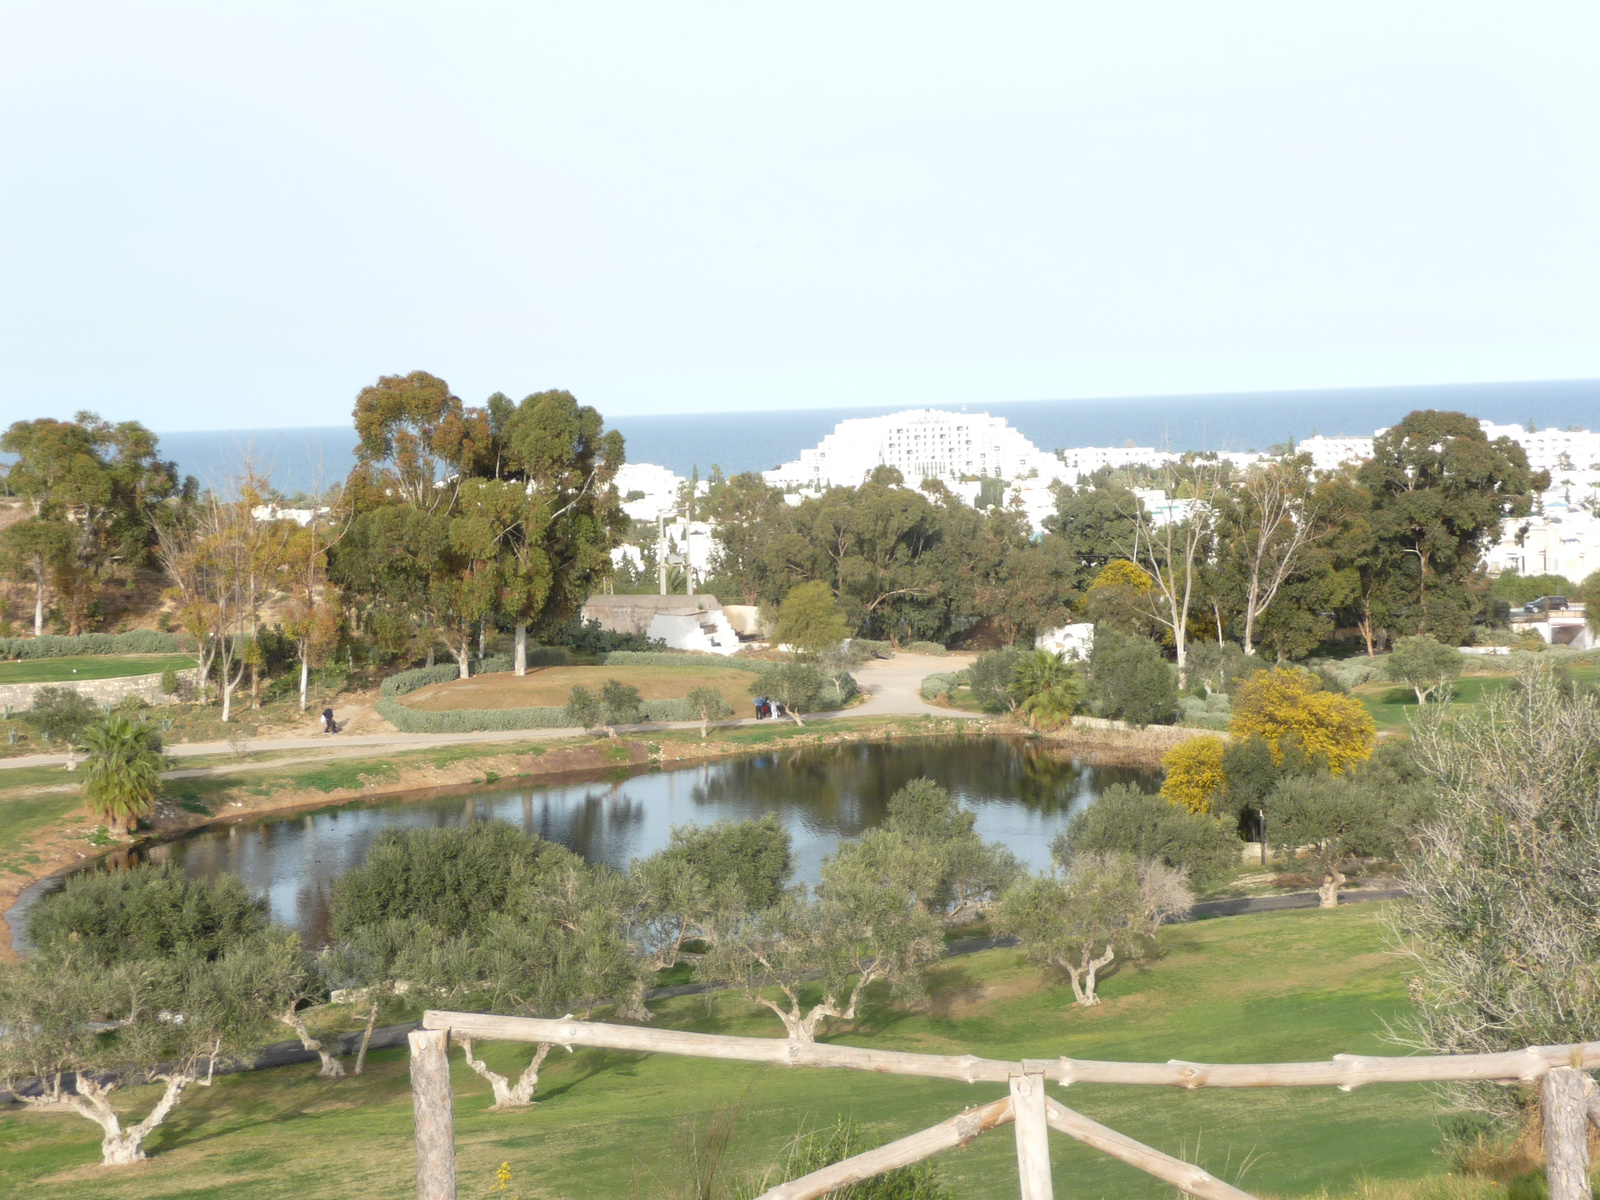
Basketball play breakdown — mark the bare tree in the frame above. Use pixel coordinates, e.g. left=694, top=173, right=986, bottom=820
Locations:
left=1222, top=461, right=1318, bottom=657
left=157, top=472, right=291, bottom=723
left=1116, top=460, right=1222, bottom=689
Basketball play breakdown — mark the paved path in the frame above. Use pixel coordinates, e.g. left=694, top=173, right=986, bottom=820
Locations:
left=0, top=654, right=980, bottom=774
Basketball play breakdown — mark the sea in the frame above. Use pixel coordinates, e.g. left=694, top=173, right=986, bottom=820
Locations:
left=151, top=379, right=1600, bottom=495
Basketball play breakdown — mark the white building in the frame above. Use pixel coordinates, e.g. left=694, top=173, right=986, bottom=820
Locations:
left=764, top=409, right=1070, bottom=492
left=614, top=462, right=686, bottom=522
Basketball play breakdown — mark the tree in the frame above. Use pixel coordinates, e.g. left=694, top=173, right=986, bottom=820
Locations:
left=705, top=848, right=942, bottom=1043
left=27, top=863, right=269, bottom=965
left=630, top=816, right=792, bottom=969
left=1229, top=668, right=1375, bottom=775
left=684, top=685, right=733, bottom=737
left=1081, top=559, right=1159, bottom=638
left=967, top=646, right=1023, bottom=712
left=1057, top=782, right=1240, bottom=890
left=773, top=580, right=851, bottom=659
left=1115, top=458, right=1223, bottom=687
left=9, top=867, right=312, bottom=1165
left=23, top=686, right=100, bottom=746
left=157, top=476, right=293, bottom=721
left=876, top=778, right=1020, bottom=917
left=751, top=663, right=828, bottom=726
left=350, top=371, right=489, bottom=513
left=492, top=390, right=627, bottom=673
left=566, top=679, right=642, bottom=737
left=78, top=714, right=165, bottom=833
left=0, top=518, right=74, bottom=636
left=1047, top=480, right=1142, bottom=570
left=1087, top=629, right=1178, bottom=726
left=1267, top=774, right=1399, bottom=907
left=1008, top=649, right=1082, bottom=730
left=997, top=851, right=1192, bottom=1006
left=1384, top=634, right=1463, bottom=705
left=1395, top=670, right=1600, bottom=1125
left=1358, top=410, right=1542, bottom=641
left=329, top=824, right=637, bottom=1106
left=1159, top=735, right=1227, bottom=815
left=1582, top=570, right=1600, bottom=635
left=0, top=935, right=305, bottom=1165
left=1212, top=459, right=1319, bottom=656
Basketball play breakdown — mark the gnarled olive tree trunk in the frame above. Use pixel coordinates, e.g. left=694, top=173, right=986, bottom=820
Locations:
left=459, top=1038, right=553, bottom=1109
left=19, top=1061, right=214, bottom=1166
left=279, top=1007, right=345, bottom=1078
left=1063, top=943, right=1116, bottom=1006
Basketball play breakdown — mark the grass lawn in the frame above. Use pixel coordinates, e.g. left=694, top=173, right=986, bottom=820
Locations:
left=0, top=905, right=1466, bottom=1200
left=1356, top=665, right=1597, bottom=729
left=0, top=655, right=195, bottom=685
left=403, top=663, right=761, bottom=714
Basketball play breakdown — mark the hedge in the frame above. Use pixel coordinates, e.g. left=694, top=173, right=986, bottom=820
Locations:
left=376, top=695, right=704, bottom=734
left=905, top=641, right=948, bottom=656
left=597, top=651, right=763, bottom=672
left=0, top=631, right=196, bottom=659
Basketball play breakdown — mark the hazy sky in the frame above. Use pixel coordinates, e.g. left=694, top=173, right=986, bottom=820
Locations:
left=4, top=3, right=1597, bottom=430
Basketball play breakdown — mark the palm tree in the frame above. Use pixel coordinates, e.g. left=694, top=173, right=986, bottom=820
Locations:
left=78, top=714, right=165, bottom=834
left=1009, top=649, right=1083, bottom=731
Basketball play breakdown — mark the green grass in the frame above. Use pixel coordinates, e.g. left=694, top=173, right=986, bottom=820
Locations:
left=0, top=793, right=81, bottom=875
left=0, top=906, right=1460, bottom=1199
left=1358, top=667, right=1598, bottom=729
left=0, top=655, right=195, bottom=685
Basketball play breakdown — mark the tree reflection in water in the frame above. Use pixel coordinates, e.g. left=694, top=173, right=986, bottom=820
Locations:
left=76, top=738, right=1154, bottom=945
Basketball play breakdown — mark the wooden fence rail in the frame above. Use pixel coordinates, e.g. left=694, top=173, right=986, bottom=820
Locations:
left=410, top=1011, right=1600, bottom=1200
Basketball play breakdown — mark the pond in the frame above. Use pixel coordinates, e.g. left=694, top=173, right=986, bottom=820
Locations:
left=53, top=739, right=1159, bottom=946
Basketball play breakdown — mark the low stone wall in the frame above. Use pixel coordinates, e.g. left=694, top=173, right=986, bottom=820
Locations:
left=0, top=668, right=201, bottom=713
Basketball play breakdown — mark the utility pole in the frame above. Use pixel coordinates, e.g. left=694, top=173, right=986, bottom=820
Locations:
left=657, top=511, right=668, bottom=595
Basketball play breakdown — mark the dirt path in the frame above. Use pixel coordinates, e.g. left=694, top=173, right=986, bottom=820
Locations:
left=0, top=654, right=980, bottom=772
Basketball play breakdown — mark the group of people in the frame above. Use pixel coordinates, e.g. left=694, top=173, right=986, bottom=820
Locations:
left=751, top=696, right=785, bottom=721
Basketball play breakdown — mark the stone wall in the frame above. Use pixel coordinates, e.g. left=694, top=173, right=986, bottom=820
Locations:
left=581, top=593, right=726, bottom=637
left=0, top=668, right=201, bottom=714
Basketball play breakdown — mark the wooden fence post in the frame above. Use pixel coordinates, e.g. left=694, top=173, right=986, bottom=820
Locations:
left=410, top=1028, right=457, bottom=1200
left=1009, top=1071, right=1054, bottom=1200
left=1542, top=1066, right=1592, bottom=1200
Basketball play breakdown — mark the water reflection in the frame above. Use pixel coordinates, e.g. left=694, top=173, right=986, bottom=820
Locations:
left=126, top=739, right=1153, bottom=945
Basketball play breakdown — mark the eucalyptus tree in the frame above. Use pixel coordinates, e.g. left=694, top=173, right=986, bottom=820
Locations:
left=0, top=517, right=74, bottom=635
left=1358, top=409, right=1542, bottom=641
left=1211, top=458, right=1319, bottom=656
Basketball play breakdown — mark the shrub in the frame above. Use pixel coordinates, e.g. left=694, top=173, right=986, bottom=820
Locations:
left=1087, top=628, right=1177, bottom=725
left=29, top=862, right=269, bottom=964
left=0, top=630, right=195, bottom=659
left=1230, top=667, right=1375, bottom=775
left=1057, top=782, right=1240, bottom=889
left=918, top=670, right=966, bottom=702
left=160, top=668, right=181, bottom=696
left=24, top=687, right=100, bottom=744
left=967, top=647, right=1022, bottom=712
left=847, top=638, right=893, bottom=659
left=545, top=616, right=665, bottom=655
left=1160, top=735, right=1228, bottom=814
left=905, top=640, right=947, bottom=656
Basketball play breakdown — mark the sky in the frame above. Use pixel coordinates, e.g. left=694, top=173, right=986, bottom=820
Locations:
left=2, top=2, right=1598, bottom=430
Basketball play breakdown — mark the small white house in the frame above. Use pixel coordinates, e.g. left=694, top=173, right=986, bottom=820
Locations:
left=647, top=609, right=741, bottom=656
left=1035, top=622, right=1095, bottom=661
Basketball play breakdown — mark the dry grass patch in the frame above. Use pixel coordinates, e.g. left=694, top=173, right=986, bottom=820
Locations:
left=403, top=664, right=758, bottom=713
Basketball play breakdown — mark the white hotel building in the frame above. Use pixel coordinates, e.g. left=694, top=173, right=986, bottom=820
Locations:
left=762, top=409, right=1071, bottom=493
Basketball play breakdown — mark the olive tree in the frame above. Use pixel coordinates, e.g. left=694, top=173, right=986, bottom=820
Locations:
left=750, top=662, right=828, bottom=726
left=704, top=844, right=942, bottom=1042
left=329, top=823, right=641, bottom=1107
left=629, top=816, right=793, bottom=970
left=1057, top=782, right=1241, bottom=891
left=879, top=778, right=1020, bottom=917
left=684, top=685, right=733, bottom=737
left=997, top=851, right=1192, bottom=1006
left=0, top=932, right=310, bottom=1166
left=1394, top=669, right=1600, bottom=1123
left=1266, top=774, right=1401, bottom=907
left=567, top=678, right=642, bottom=737
left=1384, top=634, right=1463, bottom=705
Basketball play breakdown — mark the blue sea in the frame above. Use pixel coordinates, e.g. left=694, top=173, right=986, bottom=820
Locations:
left=153, top=379, right=1600, bottom=494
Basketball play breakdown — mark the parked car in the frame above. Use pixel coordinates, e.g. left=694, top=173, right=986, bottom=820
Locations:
left=1522, top=596, right=1569, bottom=613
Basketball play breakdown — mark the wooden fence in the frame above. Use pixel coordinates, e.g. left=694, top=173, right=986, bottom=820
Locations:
left=408, top=1012, right=1600, bottom=1200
